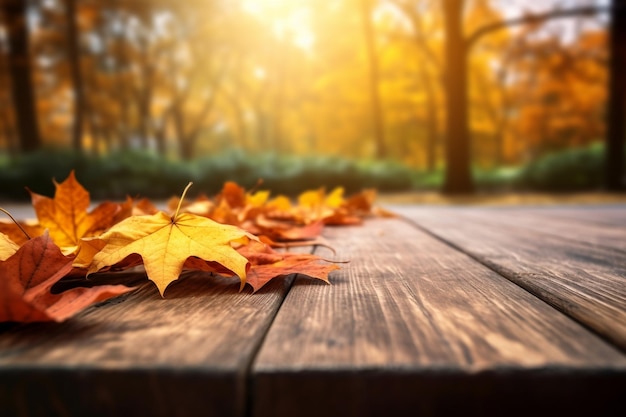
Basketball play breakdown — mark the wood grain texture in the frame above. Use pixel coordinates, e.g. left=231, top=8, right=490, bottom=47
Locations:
left=251, top=218, right=626, bottom=417
left=454, top=206, right=626, bottom=251
left=518, top=205, right=626, bottom=227
left=0, top=272, right=295, bottom=417
left=396, top=206, right=626, bottom=352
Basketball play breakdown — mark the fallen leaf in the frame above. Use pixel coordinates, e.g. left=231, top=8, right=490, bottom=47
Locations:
left=237, top=240, right=339, bottom=292
left=0, top=220, right=43, bottom=246
left=87, top=211, right=257, bottom=296
left=133, top=197, right=160, bottom=215
left=266, top=195, right=292, bottom=212
left=0, top=232, right=133, bottom=323
left=325, top=186, right=345, bottom=208
left=251, top=216, right=325, bottom=241
left=247, top=190, right=271, bottom=207
left=217, top=181, right=247, bottom=209
left=164, top=182, right=386, bottom=243
left=344, top=189, right=377, bottom=213
left=0, top=232, right=19, bottom=261
left=29, top=171, right=122, bottom=249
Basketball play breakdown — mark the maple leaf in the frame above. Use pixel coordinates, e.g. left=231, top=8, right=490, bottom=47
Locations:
left=237, top=240, right=340, bottom=292
left=133, top=197, right=160, bottom=215
left=217, top=181, right=247, bottom=209
left=0, top=232, right=19, bottom=261
left=29, top=171, right=123, bottom=249
left=251, top=216, right=325, bottom=241
left=0, top=219, right=44, bottom=246
left=87, top=184, right=257, bottom=296
left=0, top=232, right=133, bottom=323
left=247, top=190, right=271, bottom=207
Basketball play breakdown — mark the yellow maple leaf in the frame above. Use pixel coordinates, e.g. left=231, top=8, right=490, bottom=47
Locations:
left=0, top=232, right=19, bottom=261
left=266, top=195, right=292, bottom=211
left=325, top=186, right=345, bottom=208
left=87, top=184, right=257, bottom=296
left=246, top=190, right=270, bottom=207
left=297, top=188, right=326, bottom=208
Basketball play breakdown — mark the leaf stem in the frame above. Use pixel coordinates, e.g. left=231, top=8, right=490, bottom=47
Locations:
left=0, top=207, right=31, bottom=240
left=173, top=182, right=194, bottom=221
left=248, top=178, right=264, bottom=195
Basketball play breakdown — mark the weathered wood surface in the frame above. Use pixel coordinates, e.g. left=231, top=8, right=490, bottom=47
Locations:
left=395, top=206, right=626, bottom=352
left=514, top=205, right=626, bottom=227
left=447, top=205, right=626, bottom=250
left=2, top=205, right=626, bottom=417
left=252, top=217, right=626, bottom=417
left=0, top=273, right=295, bottom=417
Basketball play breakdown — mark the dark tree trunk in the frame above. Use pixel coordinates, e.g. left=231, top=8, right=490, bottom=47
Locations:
left=361, top=0, right=387, bottom=159
left=137, top=85, right=152, bottom=148
left=153, top=118, right=167, bottom=155
left=136, top=10, right=154, bottom=150
left=172, top=106, right=187, bottom=159
left=442, top=0, right=474, bottom=193
left=2, top=0, right=42, bottom=152
left=0, top=110, right=18, bottom=154
left=65, top=0, right=84, bottom=152
left=606, top=0, right=626, bottom=190
left=418, top=64, right=439, bottom=172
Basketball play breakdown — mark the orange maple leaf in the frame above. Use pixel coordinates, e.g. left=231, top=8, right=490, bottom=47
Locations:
left=0, top=232, right=133, bottom=323
left=0, top=218, right=43, bottom=246
left=237, top=240, right=339, bottom=292
left=29, top=171, right=123, bottom=249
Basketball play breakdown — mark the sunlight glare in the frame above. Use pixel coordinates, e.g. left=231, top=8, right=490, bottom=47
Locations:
left=241, top=0, right=315, bottom=52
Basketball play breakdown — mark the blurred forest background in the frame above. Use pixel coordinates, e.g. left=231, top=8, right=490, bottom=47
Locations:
left=0, top=0, right=624, bottom=199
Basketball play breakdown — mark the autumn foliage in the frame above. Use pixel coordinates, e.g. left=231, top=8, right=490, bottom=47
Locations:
left=0, top=172, right=388, bottom=323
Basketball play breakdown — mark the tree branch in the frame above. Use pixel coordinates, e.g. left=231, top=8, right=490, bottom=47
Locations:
left=467, top=5, right=612, bottom=49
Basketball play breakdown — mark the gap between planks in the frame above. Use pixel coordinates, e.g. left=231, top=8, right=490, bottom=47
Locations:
left=395, top=206, right=626, bottom=354
left=250, top=216, right=626, bottom=417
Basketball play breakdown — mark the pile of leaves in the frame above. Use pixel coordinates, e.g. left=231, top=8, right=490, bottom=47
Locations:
left=0, top=172, right=390, bottom=323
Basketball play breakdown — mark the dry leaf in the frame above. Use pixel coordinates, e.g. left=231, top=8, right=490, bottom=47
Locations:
left=0, top=219, right=43, bottom=246
left=0, top=232, right=19, bottom=261
left=29, top=171, right=123, bottom=249
left=237, top=240, right=339, bottom=292
left=87, top=211, right=257, bottom=296
left=0, top=232, right=133, bottom=323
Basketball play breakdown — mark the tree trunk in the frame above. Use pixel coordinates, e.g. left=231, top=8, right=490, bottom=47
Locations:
left=418, top=63, right=439, bottom=172
left=442, top=0, right=474, bottom=193
left=606, top=0, right=626, bottom=190
left=360, top=0, right=387, bottom=159
left=0, top=110, right=18, bottom=154
left=153, top=117, right=168, bottom=155
left=65, top=0, right=84, bottom=152
left=2, top=0, right=42, bottom=152
left=172, top=105, right=193, bottom=160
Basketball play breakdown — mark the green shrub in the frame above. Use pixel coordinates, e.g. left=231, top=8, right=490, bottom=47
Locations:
left=3, top=143, right=614, bottom=200
left=0, top=148, right=84, bottom=199
left=474, top=167, right=522, bottom=191
left=0, top=149, right=418, bottom=200
left=517, top=142, right=609, bottom=191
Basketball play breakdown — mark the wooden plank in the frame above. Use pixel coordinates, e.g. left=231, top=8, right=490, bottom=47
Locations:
left=396, top=206, right=626, bottom=352
left=511, top=205, right=626, bottom=227
left=0, top=272, right=294, bottom=417
left=251, top=218, right=626, bottom=417
left=445, top=207, right=626, bottom=251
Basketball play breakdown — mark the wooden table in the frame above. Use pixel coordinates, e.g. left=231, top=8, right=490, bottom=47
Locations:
left=1, top=205, right=625, bottom=416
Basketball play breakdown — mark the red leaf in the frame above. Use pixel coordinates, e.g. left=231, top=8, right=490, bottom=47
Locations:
left=0, top=232, right=133, bottom=323
left=238, top=241, right=339, bottom=292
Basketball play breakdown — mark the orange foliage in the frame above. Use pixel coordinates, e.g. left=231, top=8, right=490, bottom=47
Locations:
left=1, top=171, right=391, bottom=322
